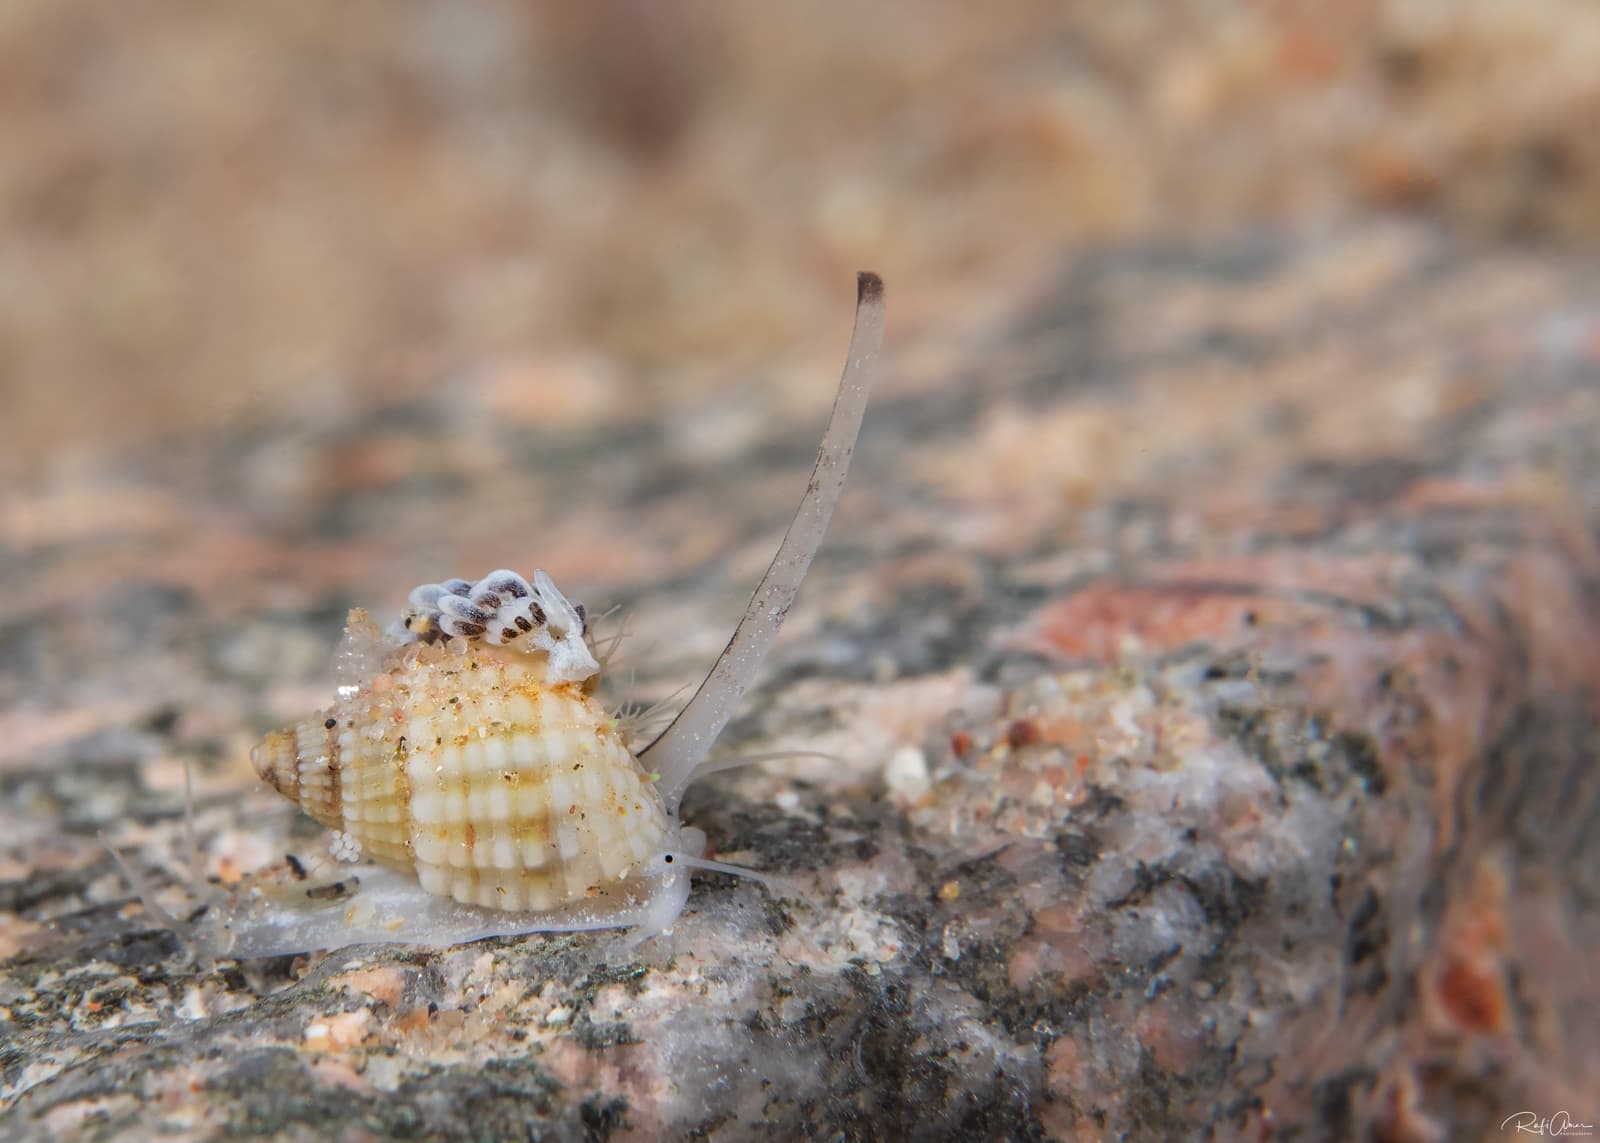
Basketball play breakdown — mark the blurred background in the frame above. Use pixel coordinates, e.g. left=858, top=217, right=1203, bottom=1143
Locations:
left=1, top=0, right=1596, bottom=473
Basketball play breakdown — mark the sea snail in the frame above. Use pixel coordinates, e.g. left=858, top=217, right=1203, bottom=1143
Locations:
left=216, top=273, right=885, bottom=957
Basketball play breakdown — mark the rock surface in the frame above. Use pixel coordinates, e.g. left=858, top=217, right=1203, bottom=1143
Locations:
left=3, top=226, right=1599, bottom=1140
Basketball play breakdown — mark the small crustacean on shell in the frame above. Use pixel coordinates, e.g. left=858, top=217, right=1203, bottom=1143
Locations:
left=387, top=568, right=598, bottom=682
left=202, top=273, right=885, bottom=957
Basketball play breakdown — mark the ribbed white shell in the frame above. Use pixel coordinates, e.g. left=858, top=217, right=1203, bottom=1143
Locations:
left=251, top=637, right=668, bottom=912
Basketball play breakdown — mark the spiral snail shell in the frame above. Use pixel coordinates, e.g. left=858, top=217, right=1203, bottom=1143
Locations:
left=215, top=273, right=885, bottom=956
left=250, top=573, right=664, bottom=914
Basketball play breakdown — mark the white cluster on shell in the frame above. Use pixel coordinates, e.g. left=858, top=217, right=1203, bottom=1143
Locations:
left=328, top=831, right=364, bottom=864
left=391, top=568, right=600, bottom=685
